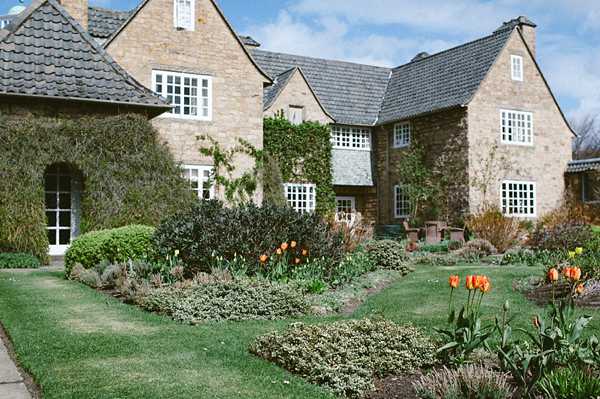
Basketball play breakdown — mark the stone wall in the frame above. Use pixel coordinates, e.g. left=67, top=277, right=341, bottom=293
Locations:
left=264, top=70, right=333, bottom=125
left=468, top=29, right=573, bottom=219
left=104, top=0, right=269, bottom=202
left=375, top=107, right=469, bottom=225
left=334, top=185, right=377, bottom=224
left=59, top=0, right=88, bottom=30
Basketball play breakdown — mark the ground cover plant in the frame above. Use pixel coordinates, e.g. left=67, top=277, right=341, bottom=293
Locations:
left=0, top=253, right=40, bottom=269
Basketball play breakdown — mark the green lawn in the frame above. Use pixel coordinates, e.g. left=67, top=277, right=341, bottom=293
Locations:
left=0, top=263, right=598, bottom=398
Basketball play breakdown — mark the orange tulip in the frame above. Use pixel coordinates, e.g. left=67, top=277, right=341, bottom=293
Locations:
left=449, top=276, right=460, bottom=289
left=281, top=242, right=288, bottom=251
left=480, top=281, right=491, bottom=293
left=548, top=268, right=558, bottom=281
left=576, top=284, right=584, bottom=295
left=290, top=241, right=297, bottom=248
left=276, top=248, right=282, bottom=255
left=534, top=317, right=540, bottom=328
left=260, top=254, right=268, bottom=262
left=466, top=275, right=476, bottom=290
left=569, top=266, right=581, bottom=281
left=302, top=249, right=307, bottom=256
left=295, top=258, right=300, bottom=264
left=473, top=275, right=484, bottom=290
left=564, top=267, right=571, bottom=277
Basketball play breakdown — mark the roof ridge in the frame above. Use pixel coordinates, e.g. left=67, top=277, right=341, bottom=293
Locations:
left=251, top=49, right=392, bottom=72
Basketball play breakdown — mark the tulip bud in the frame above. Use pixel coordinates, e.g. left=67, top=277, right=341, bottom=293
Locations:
left=575, top=247, right=583, bottom=255
left=569, top=251, right=575, bottom=259
left=534, top=317, right=539, bottom=328
left=291, top=241, right=297, bottom=248
left=576, top=284, right=584, bottom=295
left=548, top=268, right=558, bottom=281
left=503, top=300, right=510, bottom=312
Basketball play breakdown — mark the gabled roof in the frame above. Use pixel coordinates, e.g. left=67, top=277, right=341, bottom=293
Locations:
left=0, top=0, right=171, bottom=114
left=102, top=0, right=271, bottom=83
left=263, top=66, right=334, bottom=120
left=566, top=158, right=600, bottom=173
left=88, top=7, right=130, bottom=40
left=251, top=49, right=391, bottom=126
left=378, top=28, right=513, bottom=124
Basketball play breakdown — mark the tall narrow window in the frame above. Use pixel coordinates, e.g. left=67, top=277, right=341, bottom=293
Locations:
left=394, top=122, right=410, bottom=148
left=501, top=180, right=536, bottom=217
left=153, top=70, right=211, bottom=120
left=174, top=0, right=194, bottom=31
left=394, top=185, right=410, bottom=218
left=511, top=55, right=523, bottom=81
left=183, top=165, right=214, bottom=199
left=283, top=183, right=316, bottom=213
left=500, top=109, right=533, bottom=145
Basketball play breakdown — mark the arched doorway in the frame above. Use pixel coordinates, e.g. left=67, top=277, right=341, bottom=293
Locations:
left=44, top=163, right=83, bottom=255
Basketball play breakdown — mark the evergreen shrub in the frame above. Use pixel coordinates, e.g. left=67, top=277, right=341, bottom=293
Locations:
left=0, top=114, right=196, bottom=261
left=0, top=253, right=40, bottom=269
left=367, top=239, right=412, bottom=274
left=151, top=200, right=345, bottom=275
left=64, top=225, right=155, bottom=275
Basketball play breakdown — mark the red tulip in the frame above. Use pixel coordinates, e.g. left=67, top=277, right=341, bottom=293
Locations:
left=302, top=249, right=307, bottom=256
left=449, top=276, right=460, bottom=289
left=466, top=275, right=476, bottom=290
left=569, top=267, right=581, bottom=281
left=548, top=268, right=558, bottom=281
left=480, top=281, right=491, bottom=293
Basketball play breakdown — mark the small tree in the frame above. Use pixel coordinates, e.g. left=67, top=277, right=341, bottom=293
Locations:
left=396, top=140, right=439, bottom=225
left=570, top=114, right=600, bottom=160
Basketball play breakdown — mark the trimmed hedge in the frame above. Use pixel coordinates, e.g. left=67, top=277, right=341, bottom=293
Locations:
left=0, top=253, right=40, bottom=269
left=151, top=200, right=345, bottom=275
left=64, top=225, right=155, bottom=275
left=0, top=114, right=196, bottom=261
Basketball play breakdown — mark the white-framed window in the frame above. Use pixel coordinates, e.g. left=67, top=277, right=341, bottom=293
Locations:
left=183, top=165, right=214, bottom=199
left=394, top=185, right=410, bottom=218
left=331, top=126, right=371, bottom=150
left=284, top=183, right=316, bottom=213
left=501, top=180, right=536, bottom=217
left=394, top=122, right=410, bottom=148
left=289, top=106, right=304, bottom=125
left=174, top=0, right=194, bottom=31
left=500, top=109, right=533, bottom=145
left=153, top=71, right=211, bottom=120
left=334, top=196, right=356, bottom=226
left=511, top=55, right=523, bottom=81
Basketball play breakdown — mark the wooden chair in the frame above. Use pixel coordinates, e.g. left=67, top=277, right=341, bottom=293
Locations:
left=403, top=221, right=420, bottom=242
left=445, top=226, right=465, bottom=243
left=424, top=221, right=446, bottom=245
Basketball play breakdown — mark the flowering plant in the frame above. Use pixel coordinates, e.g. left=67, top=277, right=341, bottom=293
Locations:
left=435, top=274, right=494, bottom=364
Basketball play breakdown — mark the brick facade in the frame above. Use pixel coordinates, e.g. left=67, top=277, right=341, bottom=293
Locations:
left=334, top=185, right=377, bottom=224
left=468, top=29, right=572, bottom=218
left=103, top=0, right=270, bottom=202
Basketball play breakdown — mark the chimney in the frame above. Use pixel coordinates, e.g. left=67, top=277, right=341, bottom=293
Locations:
left=57, top=0, right=88, bottom=31
left=517, top=15, right=536, bottom=57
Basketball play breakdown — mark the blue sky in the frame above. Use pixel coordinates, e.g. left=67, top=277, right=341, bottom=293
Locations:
left=4, top=0, right=600, bottom=127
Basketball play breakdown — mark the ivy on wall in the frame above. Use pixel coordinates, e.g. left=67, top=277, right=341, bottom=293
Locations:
left=0, top=114, right=196, bottom=261
left=263, top=112, right=336, bottom=215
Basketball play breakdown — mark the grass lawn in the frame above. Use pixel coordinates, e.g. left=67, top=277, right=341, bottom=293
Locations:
left=0, top=263, right=598, bottom=398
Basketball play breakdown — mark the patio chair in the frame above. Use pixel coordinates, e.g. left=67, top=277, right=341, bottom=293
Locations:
left=444, top=226, right=465, bottom=243
left=403, top=221, right=420, bottom=242
left=424, top=221, right=447, bottom=245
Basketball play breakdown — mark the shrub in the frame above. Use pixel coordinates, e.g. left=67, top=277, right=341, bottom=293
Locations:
left=420, top=240, right=462, bottom=253
left=64, top=225, right=155, bottom=275
left=0, top=253, right=40, bottom=269
left=367, top=239, right=409, bottom=270
left=529, top=221, right=596, bottom=252
left=329, top=211, right=374, bottom=253
left=101, top=225, right=156, bottom=264
left=64, top=229, right=112, bottom=274
left=464, top=204, right=527, bottom=252
left=69, top=264, right=102, bottom=288
left=413, top=364, right=515, bottom=399
left=453, top=239, right=497, bottom=261
left=137, top=277, right=311, bottom=323
left=537, top=366, right=600, bottom=399
left=151, top=200, right=345, bottom=276
left=249, top=319, right=437, bottom=398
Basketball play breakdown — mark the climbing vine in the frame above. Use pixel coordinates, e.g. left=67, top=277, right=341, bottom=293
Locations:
left=0, top=114, right=196, bottom=261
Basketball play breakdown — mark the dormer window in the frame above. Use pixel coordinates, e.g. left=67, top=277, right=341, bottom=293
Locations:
left=174, top=0, right=194, bottom=31
left=511, top=55, right=523, bottom=81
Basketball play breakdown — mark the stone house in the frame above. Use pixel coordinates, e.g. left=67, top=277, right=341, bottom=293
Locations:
left=7, top=1, right=575, bottom=227
left=249, top=16, right=575, bottom=225
left=0, top=0, right=172, bottom=255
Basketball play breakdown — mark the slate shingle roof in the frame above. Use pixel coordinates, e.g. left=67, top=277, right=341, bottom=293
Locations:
left=264, top=67, right=296, bottom=110
left=0, top=0, right=170, bottom=110
left=566, top=158, right=600, bottom=173
left=378, top=28, right=514, bottom=124
left=88, top=7, right=130, bottom=39
left=250, top=49, right=392, bottom=126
